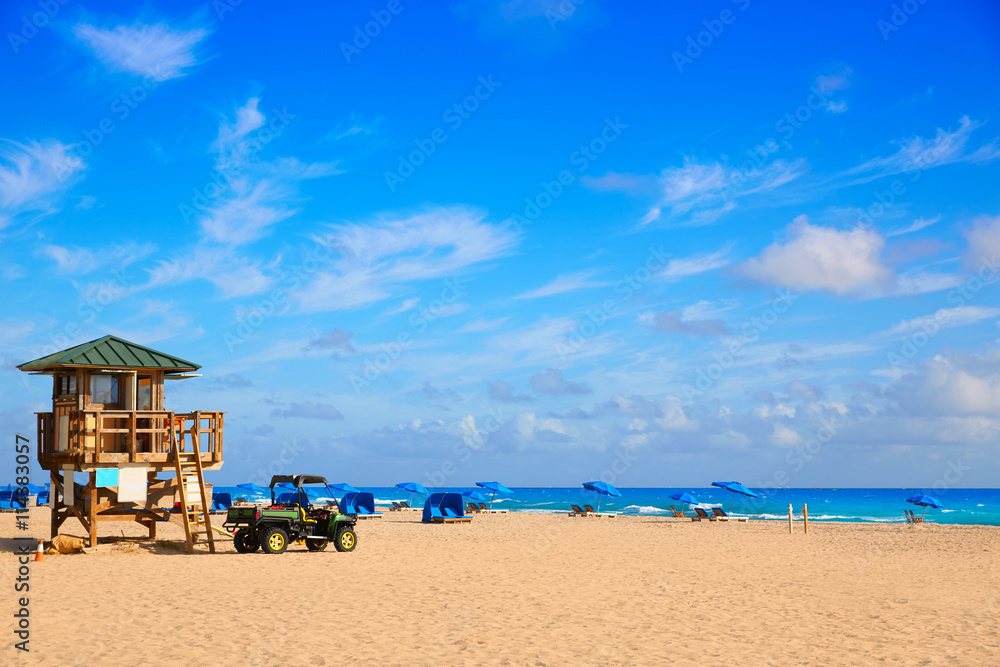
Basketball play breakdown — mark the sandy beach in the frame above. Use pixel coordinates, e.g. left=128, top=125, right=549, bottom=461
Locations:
left=2, top=507, right=998, bottom=666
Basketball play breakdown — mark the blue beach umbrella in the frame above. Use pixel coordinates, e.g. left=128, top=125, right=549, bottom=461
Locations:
left=711, top=481, right=758, bottom=512
left=669, top=492, right=700, bottom=506
left=329, top=482, right=359, bottom=494
left=582, top=481, right=621, bottom=512
left=476, top=481, right=514, bottom=509
left=906, top=494, right=943, bottom=520
left=396, top=482, right=429, bottom=506
left=462, top=490, right=487, bottom=504
left=237, top=482, right=269, bottom=497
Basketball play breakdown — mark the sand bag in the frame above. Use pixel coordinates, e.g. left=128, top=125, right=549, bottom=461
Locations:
left=51, top=535, right=87, bottom=554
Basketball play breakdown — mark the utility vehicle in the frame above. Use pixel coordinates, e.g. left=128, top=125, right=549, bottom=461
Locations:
left=223, top=475, right=358, bottom=554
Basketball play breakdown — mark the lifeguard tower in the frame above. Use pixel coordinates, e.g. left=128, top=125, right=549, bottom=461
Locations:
left=18, top=335, right=226, bottom=553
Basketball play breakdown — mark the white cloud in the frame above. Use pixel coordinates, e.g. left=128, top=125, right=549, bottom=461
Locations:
left=457, top=317, right=509, bottom=333
left=587, top=157, right=807, bottom=227
left=839, top=116, right=1000, bottom=186
left=74, top=21, right=210, bottom=81
left=197, top=101, right=342, bottom=245
left=514, top=270, right=609, bottom=300
left=145, top=247, right=272, bottom=299
left=740, top=216, right=893, bottom=295
left=891, top=351, right=1000, bottom=416
left=658, top=245, right=732, bottom=281
left=296, top=208, right=519, bottom=313
left=381, top=297, right=420, bottom=318
left=0, top=139, right=84, bottom=213
left=40, top=242, right=156, bottom=274
left=814, top=67, right=852, bottom=113
left=963, top=215, right=1000, bottom=268
left=882, top=306, right=1000, bottom=337
left=886, top=215, right=940, bottom=237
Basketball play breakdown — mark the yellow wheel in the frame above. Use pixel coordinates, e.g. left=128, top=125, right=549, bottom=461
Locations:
left=261, top=526, right=288, bottom=554
left=334, top=526, right=357, bottom=552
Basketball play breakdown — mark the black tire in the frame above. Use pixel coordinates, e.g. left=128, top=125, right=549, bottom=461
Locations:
left=306, top=539, right=329, bottom=552
left=233, top=528, right=260, bottom=553
left=334, top=526, right=357, bottom=552
left=260, top=526, right=289, bottom=554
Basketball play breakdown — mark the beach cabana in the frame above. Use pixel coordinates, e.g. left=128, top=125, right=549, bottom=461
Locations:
left=342, top=492, right=382, bottom=518
left=0, top=485, right=29, bottom=510
left=475, top=481, right=513, bottom=509
left=906, top=494, right=943, bottom=521
left=422, top=492, right=472, bottom=523
left=711, top=481, right=758, bottom=513
left=582, top=481, right=621, bottom=515
left=396, top=482, right=429, bottom=507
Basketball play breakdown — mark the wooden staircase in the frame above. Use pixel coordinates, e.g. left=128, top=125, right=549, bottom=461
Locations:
left=171, top=446, right=217, bottom=554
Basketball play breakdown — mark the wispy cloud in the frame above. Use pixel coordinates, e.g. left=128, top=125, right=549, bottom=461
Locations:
left=657, top=245, right=732, bottom=281
left=457, top=317, right=510, bottom=333
left=0, top=139, right=85, bottom=214
left=586, top=158, right=807, bottom=227
left=881, top=306, right=1000, bottom=337
left=40, top=242, right=156, bottom=274
left=814, top=66, right=852, bottom=113
left=198, top=99, right=342, bottom=245
left=296, top=208, right=519, bottom=313
left=145, top=247, right=272, bottom=299
left=886, top=215, right=941, bottom=237
left=640, top=310, right=729, bottom=337
left=74, top=20, right=210, bottom=80
left=838, top=116, right=1000, bottom=186
left=270, top=401, right=344, bottom=421
left=514, top=270, right=609, bottom=300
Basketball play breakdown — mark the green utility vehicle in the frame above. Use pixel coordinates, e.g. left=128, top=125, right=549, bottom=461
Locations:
left=223, top=475, right=358, bottom=554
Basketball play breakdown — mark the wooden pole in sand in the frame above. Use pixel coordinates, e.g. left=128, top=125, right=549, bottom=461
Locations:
left=803, top=503, right=809, bottom=534
left=787, top=503, right=793, bottom=533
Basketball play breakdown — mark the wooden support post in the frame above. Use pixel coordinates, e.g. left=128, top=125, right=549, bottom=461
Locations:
left=50, top=469, right=62, bottom=539
left=787, top=503, right=793, bottom=533
left=803, top=503, right=809, bottom=534
left=147, top=520, right=156, bottom=539
left=88, top=472, right=97, bottom=547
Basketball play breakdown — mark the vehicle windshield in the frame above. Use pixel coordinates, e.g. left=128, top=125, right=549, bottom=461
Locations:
left=270, top=482, right=339, bottom=507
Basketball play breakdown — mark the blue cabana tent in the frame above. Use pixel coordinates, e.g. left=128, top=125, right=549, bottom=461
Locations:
left=475, top=481, right=513, bottom=509
left=422, top=492, right=470, bottom=523
left=212, top=493, right=232, bottom=511
left=342, top=492, right=382, bottom=517
left=0, top=485, right=29, bottom=510
left=582, top=481, right=621, bottom=512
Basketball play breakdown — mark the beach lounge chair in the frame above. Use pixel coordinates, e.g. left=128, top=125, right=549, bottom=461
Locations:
left=422, top=493, right=473, bottom=523
left=390, top=501, right=403, bottom=511
left=584, top=504, right=617, bottom=518
left=670, top=505, right=686, bottom=517
left=479, top=503, right=509, bottom=514
left=693, top=507, right=716, bottom=521
left=909, top=510, right=923, bottom=524
left=711, top=507, right=749, bottom=522
left=568, top=504, right=588, bottom=516
left=467, top=503, right=481, bottom=513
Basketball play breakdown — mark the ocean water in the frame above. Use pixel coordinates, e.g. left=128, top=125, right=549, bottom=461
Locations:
left=212, top=486, right=1000, bottom=526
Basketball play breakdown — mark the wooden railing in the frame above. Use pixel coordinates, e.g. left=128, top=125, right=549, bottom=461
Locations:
left=36, top=410, right=224, bottom=469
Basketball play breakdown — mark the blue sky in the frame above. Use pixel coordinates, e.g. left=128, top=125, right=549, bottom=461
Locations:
left=2, top=0, right=1000, bottom=488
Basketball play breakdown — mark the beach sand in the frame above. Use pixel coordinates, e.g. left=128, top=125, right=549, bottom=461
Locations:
left=2, top=507, right=998, bottom=666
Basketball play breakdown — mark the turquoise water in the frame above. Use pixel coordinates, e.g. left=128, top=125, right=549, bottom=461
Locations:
left=213, top=486, right=1000, bottom=525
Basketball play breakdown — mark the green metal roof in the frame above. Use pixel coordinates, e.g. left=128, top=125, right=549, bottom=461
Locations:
left=17, top=335, right=201, bottom=372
